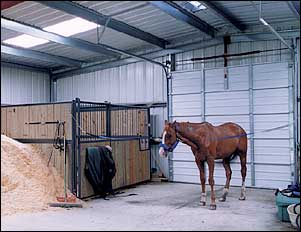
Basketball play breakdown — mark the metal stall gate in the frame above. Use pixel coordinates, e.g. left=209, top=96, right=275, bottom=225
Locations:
left=71, top=98, right=151, bottom=198
left=169, top=62, right=296, bottom=189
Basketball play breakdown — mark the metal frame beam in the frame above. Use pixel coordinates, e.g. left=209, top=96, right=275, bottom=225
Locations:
left=1, top=44, right=83, bottom=67
left=200, top=1, right=246, bottom=32
left=150, top=1, right=215, bottom=37
left=1, top=60, right=50, bottom=73
left=38, top=1, right=169, bottom=49
left=51, top=29, right=300, bottom=79
left=2, top=16, right=168, bottom=75
left=287, top=1, right=300, bottom=20
left=1, top=17, right=120, bottom=58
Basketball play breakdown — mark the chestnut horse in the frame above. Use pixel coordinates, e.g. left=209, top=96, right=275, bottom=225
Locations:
left=159, top=121, right=247, bottom=210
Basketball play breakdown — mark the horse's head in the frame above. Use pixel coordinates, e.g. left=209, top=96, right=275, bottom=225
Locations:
left=159, top=120, right=179, bottom=157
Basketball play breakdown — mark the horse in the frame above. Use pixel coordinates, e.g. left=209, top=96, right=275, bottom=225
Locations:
left=159, top=120, right=247, bottom=210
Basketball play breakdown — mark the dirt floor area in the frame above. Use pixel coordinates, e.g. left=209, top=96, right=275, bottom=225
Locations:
left=1, top=181, right=297, bottom=231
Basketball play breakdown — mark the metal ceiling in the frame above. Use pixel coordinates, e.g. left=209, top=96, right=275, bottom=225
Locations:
left=1, top=1, right=300, bottom=74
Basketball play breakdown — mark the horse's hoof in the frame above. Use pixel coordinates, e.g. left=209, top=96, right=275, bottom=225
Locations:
left=209, top=204, right=216, bottom=210
left=239, top=196, right=246, bottom=200
left=219, top=197, right=226, bottom=202
left=199, top=201, right=206, bottom=206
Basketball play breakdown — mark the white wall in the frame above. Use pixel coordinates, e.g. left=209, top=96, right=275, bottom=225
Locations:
left=56, top=57, right=167, bottom=104
left=1, top=65, right=50, bottom=105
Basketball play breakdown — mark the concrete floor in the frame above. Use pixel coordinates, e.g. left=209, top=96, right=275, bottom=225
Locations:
left=1, top=181, right=297, bottom=231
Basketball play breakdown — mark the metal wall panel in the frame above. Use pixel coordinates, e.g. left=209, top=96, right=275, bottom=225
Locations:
left=1, top=65, right=50, bottom=104
left=170, top=61, right=294, bottom=189
left=56, top=57, right=166, bottom=104
left=175, top=40, right=292, bottom=71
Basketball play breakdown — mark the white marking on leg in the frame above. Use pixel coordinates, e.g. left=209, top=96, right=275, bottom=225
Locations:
left=201, top=192, right=206, bottom=202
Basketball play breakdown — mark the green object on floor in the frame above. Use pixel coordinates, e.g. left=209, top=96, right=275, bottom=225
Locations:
left=275, top=191, right=300, bottom=222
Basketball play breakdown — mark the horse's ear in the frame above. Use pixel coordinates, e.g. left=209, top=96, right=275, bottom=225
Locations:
left=172, top=120, right=177, bottom=126
left=164, top=120, right=168, bottom=125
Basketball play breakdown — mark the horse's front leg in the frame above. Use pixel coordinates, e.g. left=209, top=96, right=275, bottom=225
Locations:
left=196, top=159, right=206, bottom=206
left=207, top=157, right=216, bottom=210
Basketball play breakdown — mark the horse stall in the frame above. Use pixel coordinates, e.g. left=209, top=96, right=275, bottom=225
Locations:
left=1, top=98, right=151, bottom=199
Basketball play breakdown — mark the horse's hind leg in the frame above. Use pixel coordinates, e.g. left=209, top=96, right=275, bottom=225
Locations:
left=219, top=157, right=232, bottom=202
left=239, top=152, right=247, bottom=200
left=207, top=158, right=216, bottom=210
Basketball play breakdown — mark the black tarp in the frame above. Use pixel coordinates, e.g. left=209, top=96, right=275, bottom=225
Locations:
left=84, top=146, right=116, bottom=197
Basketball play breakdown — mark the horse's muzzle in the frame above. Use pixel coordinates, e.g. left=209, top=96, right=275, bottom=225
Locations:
left=159, top=147, right=168, bottom=157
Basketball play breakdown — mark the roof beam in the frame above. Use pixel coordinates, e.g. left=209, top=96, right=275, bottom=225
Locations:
left=287, top=1, right=300, bottom=20
left=51, top=28, right=300, bottom=79
left=1, top=44, right=83, bottom=67
left=150, top=1, right=215, bottom=37
left=200, top=1, right=246, bottom=32
left=1, top=17, right=167, bottom=73
left=1, top=60, right=50, bottom=73
left=1, top=1, right=23, bottom=10
left=38, top=1, right=169, bottom=49
left=1, top=17, right=120, bottom=58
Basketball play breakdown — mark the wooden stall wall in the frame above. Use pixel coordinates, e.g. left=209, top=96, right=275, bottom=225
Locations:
left=80, top=140, right=150, bottom=199
left=1, top=102, right=151, bottom=199
left=1, top=103, right=72, bottom=140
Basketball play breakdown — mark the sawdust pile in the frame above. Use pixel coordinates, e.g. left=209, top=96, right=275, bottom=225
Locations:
left=1, top=135, right=71, bottom=216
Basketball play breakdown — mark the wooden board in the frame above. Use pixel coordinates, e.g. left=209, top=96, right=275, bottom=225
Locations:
left=79, top=140, right=150, bottom=199
left=1, top=108, right=7, bottom=135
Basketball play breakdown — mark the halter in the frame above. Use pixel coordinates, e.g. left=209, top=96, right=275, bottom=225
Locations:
left=159, top=139, right=179, bottom=152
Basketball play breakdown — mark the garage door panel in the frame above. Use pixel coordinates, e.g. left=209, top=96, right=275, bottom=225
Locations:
left=172, top=94, right=202, bottom=116
left=170, top=62, right=293, bottom=189
left=205, top=69, right=224, bottom=91
left=253, top=89, right=289, bottom=114
left=172, top=71, right=201, bottom=94
left=228, top=66, right=249, bottom=90
left=205, top=91, right=249, bottom=115
left=172, top=116, right=203, bottom=123
left=206, top=115, right=250, bottom=134
left=253, top=63, right=289, bottom=89
left=254, top=114, right=290, bottom=139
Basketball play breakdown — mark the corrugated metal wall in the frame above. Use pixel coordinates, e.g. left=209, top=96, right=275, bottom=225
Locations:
left=175, top=39, right=292, bottom=70
left=57, top=57, right=167, bottom=104
left=1, top=65, right=50, bottom=105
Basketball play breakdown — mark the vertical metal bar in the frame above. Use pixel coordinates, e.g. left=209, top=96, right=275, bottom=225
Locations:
left=201, top=68, right=206, bottom=122
left=147, top=107, right=151, bottom=179
left=294, top=38, right=300, bottom=185
left=249, top=64, right=255, bottom=186
left=288, top=62, right=296, bottom=184
left=106, top=103, right=111, bottom=137
left=167, top=58, right=173, bottom=181
left=76, top=97, right=81, bottom=198
left=71, top=100, right=77, bottom=194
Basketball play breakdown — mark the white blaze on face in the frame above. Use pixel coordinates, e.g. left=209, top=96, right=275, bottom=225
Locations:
left=159, top=131, right=166, bottom=157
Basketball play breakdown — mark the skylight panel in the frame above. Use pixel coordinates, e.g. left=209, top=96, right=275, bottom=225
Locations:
left=3, top=17, right=98, bottom=48
left=44, top=17, right=98, bottom=37
left=3, top=34, right=49, bottom=48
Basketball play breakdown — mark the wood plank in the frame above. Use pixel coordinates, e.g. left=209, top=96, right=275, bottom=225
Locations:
left=46, top=104, right=55, bottom=139
left=1, top=108, right=7, bottom=135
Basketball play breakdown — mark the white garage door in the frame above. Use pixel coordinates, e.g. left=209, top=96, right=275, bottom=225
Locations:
left=169, top=62, right=295, bottom=189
